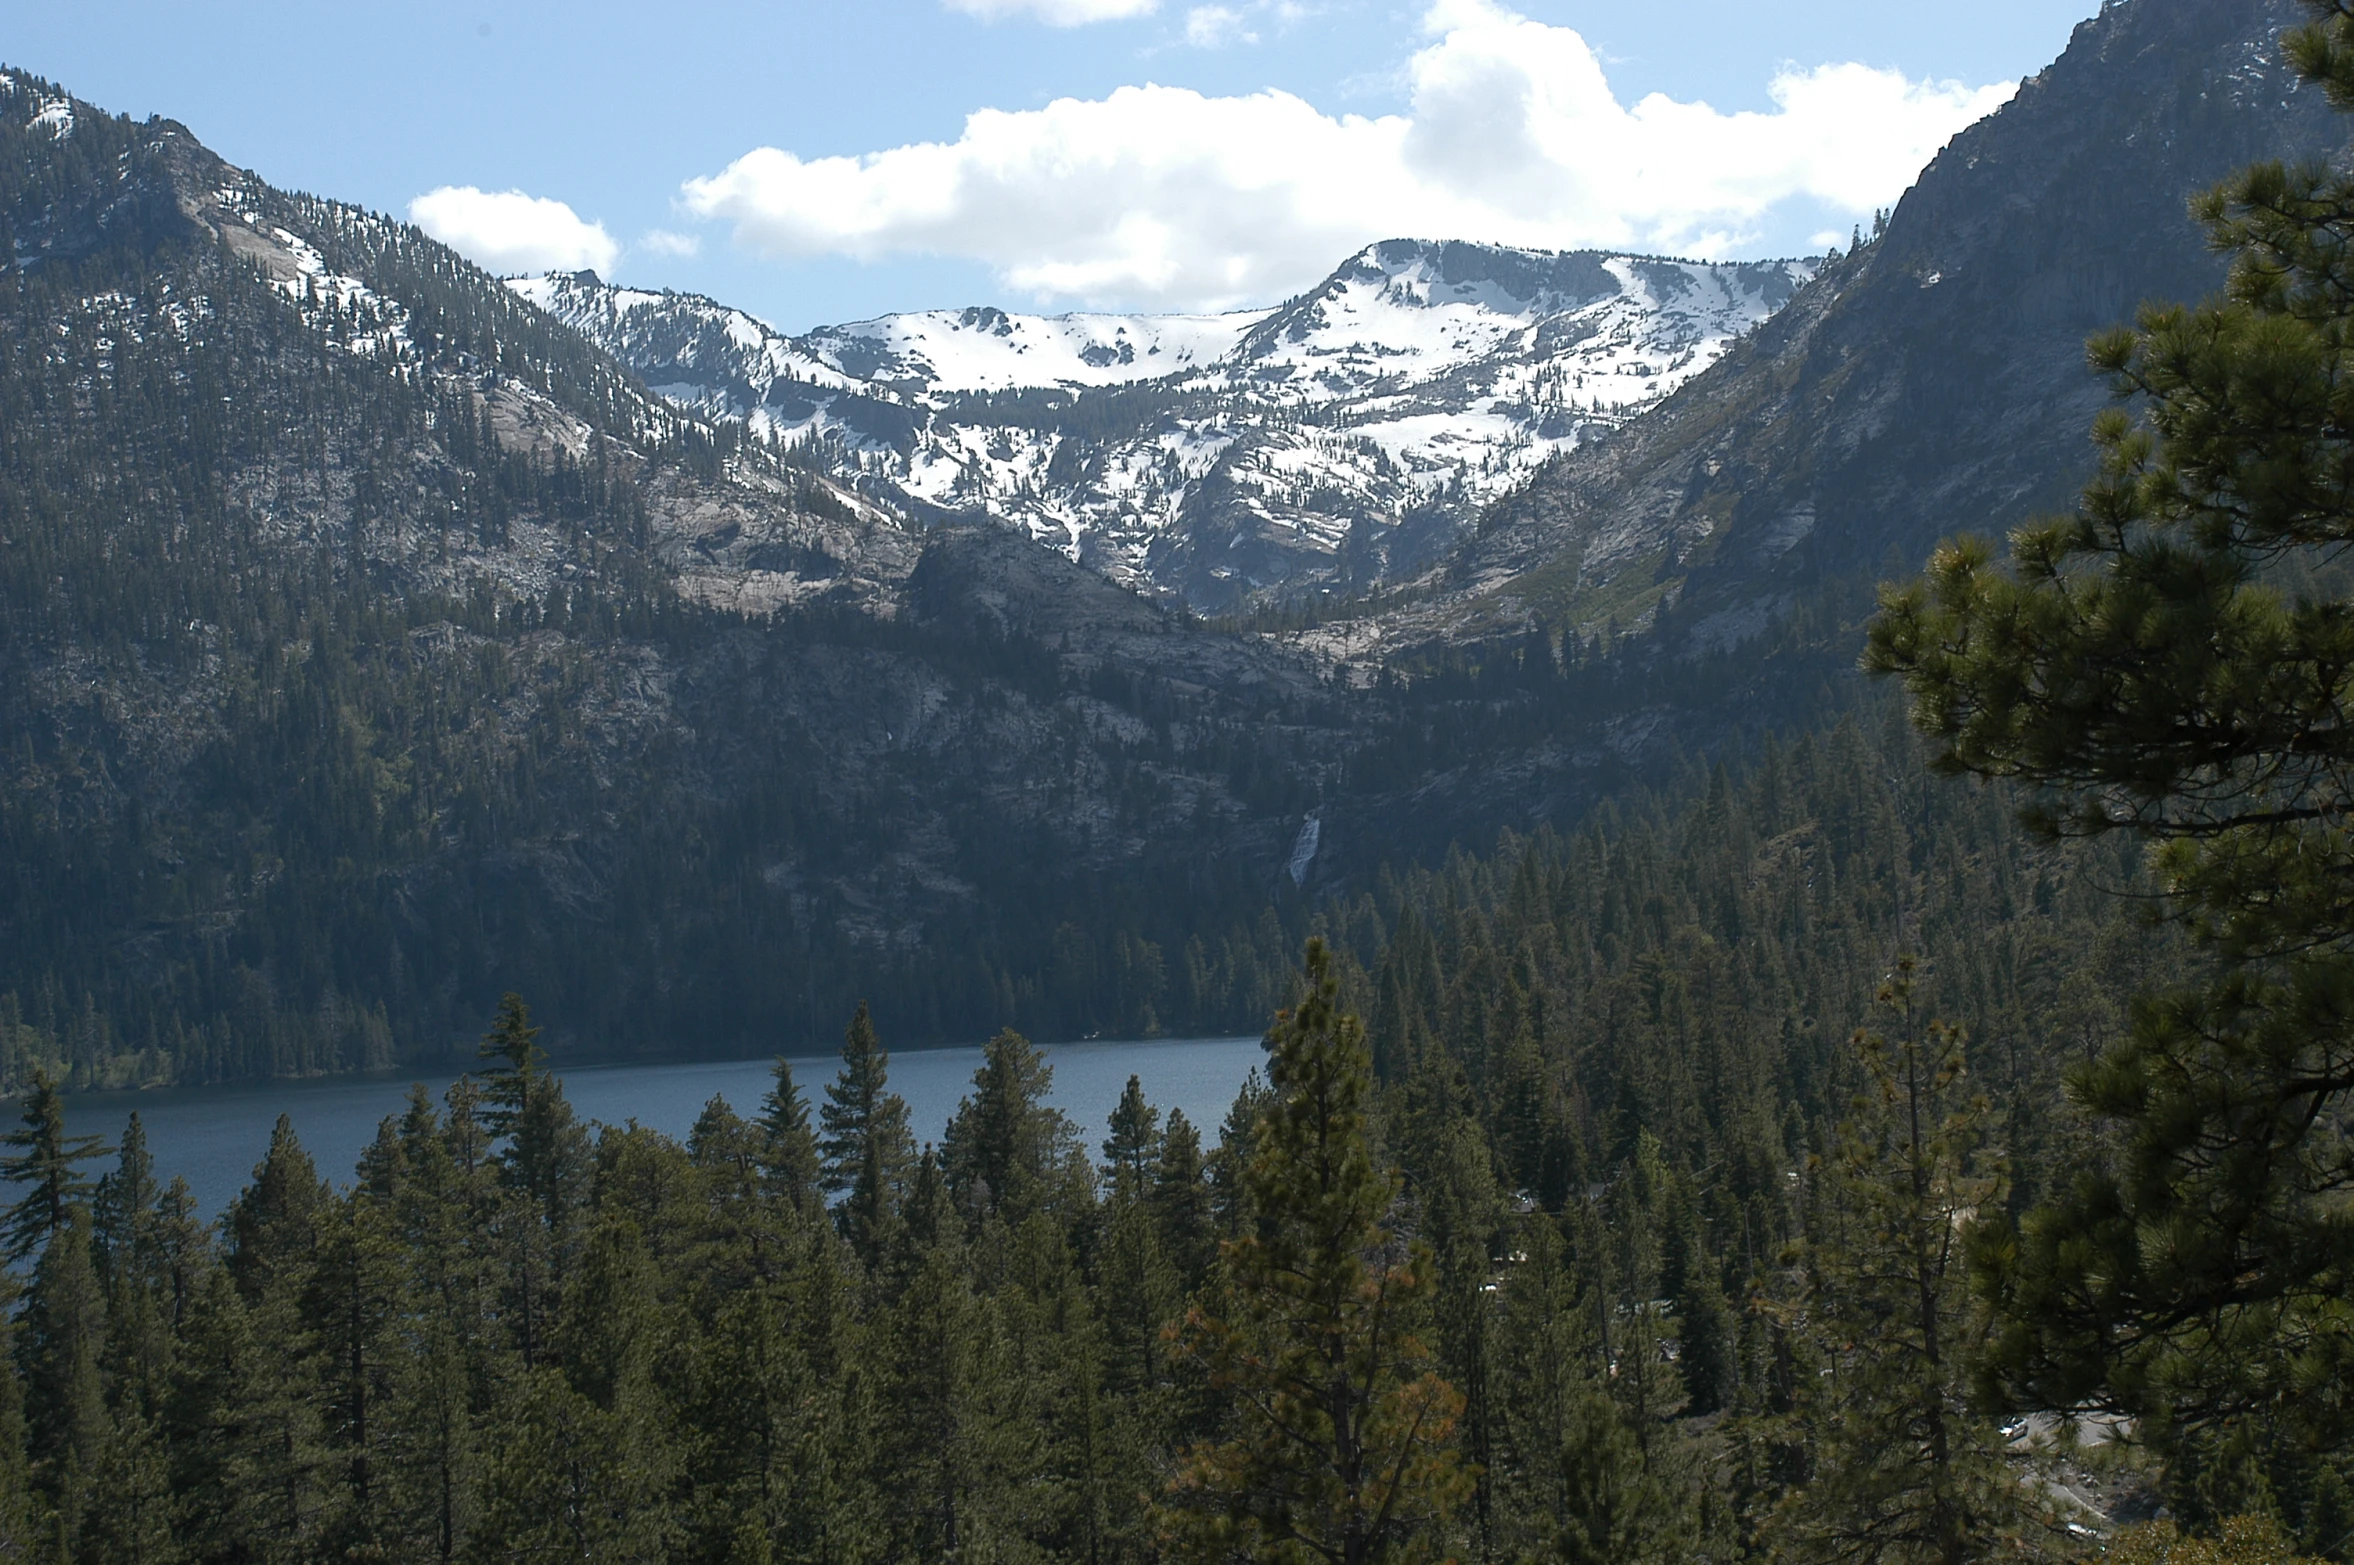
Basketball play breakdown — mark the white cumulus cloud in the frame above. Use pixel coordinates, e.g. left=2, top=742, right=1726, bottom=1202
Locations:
left=682, top=0, right=2013, bottom=310
left=408, top=186, right=619, bottom=276
left=946, top=0, right=1157, bottom=22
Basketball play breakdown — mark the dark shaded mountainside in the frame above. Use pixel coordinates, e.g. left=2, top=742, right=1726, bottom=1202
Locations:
left=0, top=0, right=2339, bottom=1085
left=1260, top=0, right=2354, bottom=867
left=1346, top=0, right=2346, bottom=662
left=0, top=72, right=1376, bottom=1082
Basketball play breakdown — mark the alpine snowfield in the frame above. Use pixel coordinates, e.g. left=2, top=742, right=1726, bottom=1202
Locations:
left=516, top=238, right=1813, bottom=609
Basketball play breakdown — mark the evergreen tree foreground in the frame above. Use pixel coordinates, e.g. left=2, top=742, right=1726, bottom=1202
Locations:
left=1869, top=0, right=2354, bottom=1539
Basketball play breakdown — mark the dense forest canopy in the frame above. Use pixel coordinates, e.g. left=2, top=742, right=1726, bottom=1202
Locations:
left=0, top=692, right=2237, bottom=1564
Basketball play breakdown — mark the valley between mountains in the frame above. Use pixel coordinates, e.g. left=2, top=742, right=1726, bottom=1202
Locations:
left=15, top=0, right=2354, bottom=1553
left=0, top=0, right=2337, bottom=1080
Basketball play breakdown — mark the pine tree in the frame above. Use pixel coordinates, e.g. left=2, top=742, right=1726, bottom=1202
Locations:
left=758, top=1055, right=824, bottom=1220
left=1207, top=1067, right=1273, bottom=1239
left=1598, top=1133, right=1683, bottom=1458
left=1663, top=1168, right=1737, bottom=1418
left=1864, top=3, right=2354, bottom=1527
left=476, top=1200, right=683, bottom=1558
left=474, top=1364, right=679, bottom=1564
left=19, top=1208, right=109, bottom=1556
left=1491, top=1216, right=1677, bottom=1565
left=1765, top=962, right=2037, bottom=1565
left=91, top=1112, right=159, bottom=1283
left=0, top=1068, right=110, bottom=1260
left=0, top=1269, right=35, bottom=1562
left=313, top=1181, right=408, bottom=1557
left=1103, top=1074, right=1163, bottom=1201
left=84, top=1403, right=177, bottom=1565
left=778, top=1231, right=885, bottom=1565
left=382, top=1084, right=497, bottom=1563
left=683, top=1271, right=815, bottom=1565
left=92, top=1113, right=176, bottom=1427
left=477, top=994, right=589, bottom=1220
left=819, top=1002, right=913, bottom=1268
left=689, top=1094, right=766, bottom=1212
left=214, top=1118, right=337, bottom=1564
left=80, top=1115, right=182, bottom=1565
left=1000, top=1212, right=1124, bottom=1563
left=564, top=1212, right=683, bottom=1528
left=475, top=994, right=587, bottom=1364
left=1100, top=1076, right=1180, bottom=1397
left=1416, top=1111, right=1505, bottom=1558
left=871, top=1178, right=1018, bottom=1562
left=225, top=1115, right=328, bottom=1299
left=1161, top=939, right=1471, bottom=1565
left=1152, top=1108, right=1217, bottom=1292
left=943, top=1028, right=1084, bottom=1228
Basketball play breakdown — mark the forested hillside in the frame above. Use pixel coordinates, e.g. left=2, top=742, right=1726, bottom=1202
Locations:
left=0, top=74, right=1368, bottom=1086
left=0, top=687, right=2203, bottom=1563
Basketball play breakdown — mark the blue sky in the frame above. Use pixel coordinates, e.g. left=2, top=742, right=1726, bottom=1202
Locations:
left=12, top=0, right=2095, bottom=331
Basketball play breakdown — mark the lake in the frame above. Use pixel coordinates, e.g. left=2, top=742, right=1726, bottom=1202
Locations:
left=62, top=1034, right=1268, bottom=1219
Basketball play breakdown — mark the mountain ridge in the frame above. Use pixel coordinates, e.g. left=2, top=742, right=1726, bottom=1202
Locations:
left=0, top=65, right=1387, bottom=1078
left=515, top=238, right=1812, bottom=612
left=1327, top=0, right=2344, bottom=666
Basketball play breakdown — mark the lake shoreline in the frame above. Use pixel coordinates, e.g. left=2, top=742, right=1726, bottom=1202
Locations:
left=46, top=1026, right=1275, bottom=1098
left=61, top=1035, right=1268, bottom=1220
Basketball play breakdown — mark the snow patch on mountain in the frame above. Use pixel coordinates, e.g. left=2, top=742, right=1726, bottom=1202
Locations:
left=801, top=305, right=1270, bottom=393
left=2, top=74, right=79, bottom=142
left=514, top=238, right=1813, bottom=609
left=510, top=273, right=870, bottom=399
left=201, top=180, right=416, bottom=364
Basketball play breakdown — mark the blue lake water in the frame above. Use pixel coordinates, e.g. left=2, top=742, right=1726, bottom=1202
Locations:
left=62, top=1034, right=1267, bottom=1219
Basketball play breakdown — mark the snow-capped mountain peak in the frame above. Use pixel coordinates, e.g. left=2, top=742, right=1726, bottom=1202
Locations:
left=512, top=238, right=1815, bottom=610
left=799, top=303, right=1272, bottom=393
left=1227, top=240, right=1807, bottom=408
left=509, top=272, right=871, bottom=399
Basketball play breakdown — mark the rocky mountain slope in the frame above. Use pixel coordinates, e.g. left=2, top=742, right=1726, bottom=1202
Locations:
left=1332, top=0, right=2346, bottom=668
left=0, top=67, right=1381, bottom=1080
left=514, top=243, right=1811, bottom=611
